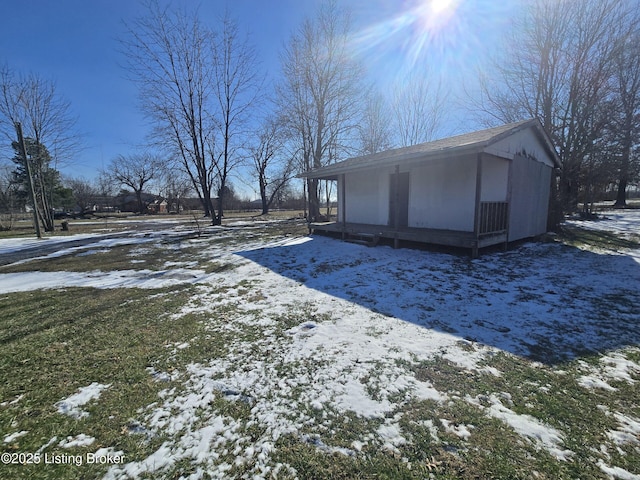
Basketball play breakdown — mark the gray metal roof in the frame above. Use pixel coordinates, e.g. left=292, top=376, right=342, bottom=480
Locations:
left=301, top=118, right=560, bottom=179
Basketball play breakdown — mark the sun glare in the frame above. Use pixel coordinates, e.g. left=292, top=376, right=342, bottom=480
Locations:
left=430, top=0, right=455, bottom=15
left=418, top=0, right=459, bottom=26
left=350, top=0, right=509, bottom=84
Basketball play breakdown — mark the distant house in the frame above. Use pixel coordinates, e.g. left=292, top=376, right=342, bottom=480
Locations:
left=148, top=198, right=168, bottom=214
left=301, top=119, right=560, bottom=257
left=118, top=193, right=166, bottom=214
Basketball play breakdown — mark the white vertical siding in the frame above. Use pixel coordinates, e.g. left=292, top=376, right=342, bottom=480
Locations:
left=480, top=155, right=509, bottom=202
left=508, top=154, right=552, bottom=241
left=340, top=134, right=553, bottom=239
left=408, top=155, right=476, bottom=231
left=344, top=170, right=389, bottom=224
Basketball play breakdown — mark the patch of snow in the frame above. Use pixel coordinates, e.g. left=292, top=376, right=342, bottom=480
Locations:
left=597, top=460, right=640, bottom=480
left=479, top=366, right=502, bottom=377
left=0, top=269, right=213, bottom=293
left=108, top=282, right=459, bottom=477
left=3, top=430, right=28, bottom=443
left=607, top=413, right=640, bottom=447
left=146, top=367, right=178, bottom=383
left=76, top=249, right=111, bottom=256
left=377, top=420, right=407, bottom=453
left=59, top=434, right=95, bottom=448
left=351, top=440, right=366, bottom=452
left=577, top=350, right=639, bottom=392
left=600, top=353, right=639, bottom=384
left=565, top=209, right=640, bottom=239
left=301, top=434, right=356, bottom=456
left=467, top=394, right=574, bottom=461
left=163, top=260, right=198, bottom=268
left=0, top=394, right=24, bottom=406
left=0, top=233, right=104, bottom=255
left=578, top=375, right=617, bottom=391
left=55, top=383, right=111, bottom=419
left=440, top=419, right=473, bottom=440
left=36, top=437, right=58, bottom=454
left=418, top=419, right=441, bottom=442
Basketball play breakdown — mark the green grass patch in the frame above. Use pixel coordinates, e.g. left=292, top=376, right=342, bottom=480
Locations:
left=0, top=236, right=214, bottom=273
left=560, top=225, right=640, bottom=251
left=0, top=285, right=222, bottom=479
left=400, top=350, right=640, bottom=479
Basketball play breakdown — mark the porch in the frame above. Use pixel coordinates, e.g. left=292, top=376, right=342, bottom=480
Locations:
left=310, top=200, right=509, bottom=256
left=309, top=221, right=508, bottom=255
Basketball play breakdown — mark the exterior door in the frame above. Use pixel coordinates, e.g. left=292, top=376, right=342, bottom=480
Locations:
left=389, top=172, right=409, bottom=228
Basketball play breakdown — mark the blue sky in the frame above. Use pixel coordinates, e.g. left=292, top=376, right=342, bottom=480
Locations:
left=0, top=0, right=521, bottom=185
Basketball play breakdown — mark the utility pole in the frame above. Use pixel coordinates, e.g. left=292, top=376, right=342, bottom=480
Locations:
left=15, top=122, right=42, bottom=239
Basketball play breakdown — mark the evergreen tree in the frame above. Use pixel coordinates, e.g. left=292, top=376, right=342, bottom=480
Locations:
left=11, top=137, right=63, bottom=231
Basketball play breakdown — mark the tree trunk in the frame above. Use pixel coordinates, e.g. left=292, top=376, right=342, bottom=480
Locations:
left=547, top=175, right=563, bottom=232
left=307, top=178, right=320, bottom=222
left=614, top=177, right=628, bottom=208
left=214, top=195, right=223, bottom=226
left=201, top=187, right=215, bottom=218
left=259, top=170, right=269, bottom=215
left=260, top=183, right=269, bottom=215
left=559, top=165, right=579, bottom=214
left=38, top=185, right=55, bottom=231
left=136, top=190, right=144, bottom=214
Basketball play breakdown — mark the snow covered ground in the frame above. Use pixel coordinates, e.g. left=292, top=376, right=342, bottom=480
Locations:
left=1, top=211, right=638, bottom=479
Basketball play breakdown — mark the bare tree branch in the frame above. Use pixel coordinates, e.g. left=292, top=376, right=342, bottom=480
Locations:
left=468, top=0, right=637, bottom=213
left=107, top=152, right=160, bottom=213
left=392, top=70, right=450, bottom=146
left=277, top=0, right=365, bottom=221
left=121, top=1, right=218, bottom=218
left=0, top=65, right=80, bottom=168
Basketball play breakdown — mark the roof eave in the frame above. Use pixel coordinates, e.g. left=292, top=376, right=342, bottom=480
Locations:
left=299, top=143, right=484, bottom=179
left=299, top=118, right=562, bottom=179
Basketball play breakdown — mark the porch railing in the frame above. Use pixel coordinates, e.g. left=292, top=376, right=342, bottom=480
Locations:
left=479, top=202, right=509, bottom=235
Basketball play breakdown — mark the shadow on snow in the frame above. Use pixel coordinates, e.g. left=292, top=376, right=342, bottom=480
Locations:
left=238, top=235, right=640, bottom=366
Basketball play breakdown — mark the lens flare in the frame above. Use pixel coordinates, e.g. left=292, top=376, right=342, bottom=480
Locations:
left=350, top=0, right=462, bottom=75
left=349, top=0, right=513, bottom=85
left=430, top=0, right=457, bottom=16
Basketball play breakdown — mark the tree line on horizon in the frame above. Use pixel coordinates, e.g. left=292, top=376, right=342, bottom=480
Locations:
left=0, top=0, right=639, bottom=234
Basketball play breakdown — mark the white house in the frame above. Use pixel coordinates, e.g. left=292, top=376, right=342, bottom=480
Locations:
left=301, top=118, right=561, bottom=257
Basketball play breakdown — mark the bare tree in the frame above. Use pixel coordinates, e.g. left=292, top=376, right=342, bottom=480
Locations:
left=11, top=135, right=65, bottom=232
left=470, top=0, right=574, bottom=128
left=277, top=0, right=365, bottom=222
left=471, top=0, right=636, bottom=214
left=122, top=3, right=261, bottom=225
left=0, top=163, right=19, bottom=230
left=1, top=66, right=80, bottom=233
left=157, top=165, right=193, bottom=214
left=250, top=116, right=296, bottom=215
left=211, top=12, right=262, bottom=224
left=392, top=71, right=449, bottom=147
left=610, top=27, right=640, bottom=207
left=107, top=153, right=160, bottom=213
left=96, top=170, right=117, bottom=212
left=358, top=91, right=393, bottom=155
left=66, top=177, right=98, bottom=215
left=122, top=1, right=217, bottom=218
left=0, top=65, right=80, bottom=166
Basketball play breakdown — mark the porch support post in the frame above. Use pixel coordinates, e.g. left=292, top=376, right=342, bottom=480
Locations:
left=393, top=165, right=400, bottom=249
left=472, top=152, right=483, bottom=258
left=340, top=174, right=347, bottom=240
left=505, top=155, right=514, bottom=251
